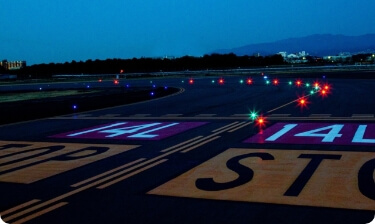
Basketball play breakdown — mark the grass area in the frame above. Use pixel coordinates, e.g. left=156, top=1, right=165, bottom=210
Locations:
left=0, top=90, right=99, bottom=103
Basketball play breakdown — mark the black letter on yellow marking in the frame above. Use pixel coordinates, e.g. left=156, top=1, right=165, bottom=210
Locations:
left=0, top=146, right=66, bottom=174
left=358, top=158, right=375, bottom=200
left=284, top=154, right=341, bottom=197
left=195, top=153, right=274, bottom=191
left=53, top=147, right=110, bottom=161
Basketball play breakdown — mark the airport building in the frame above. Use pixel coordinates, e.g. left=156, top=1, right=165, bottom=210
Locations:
left=0, top=60, right=26, bottom=70
left=278, top=51, right=309, bottom=63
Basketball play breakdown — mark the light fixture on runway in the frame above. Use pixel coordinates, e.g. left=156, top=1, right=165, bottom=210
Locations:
left=246, top=78, right=253, bottom=85
left=297, top=96, right=309, bottom=109
left=273, top=79, right=279, bottom=85
left=295, top=80, right=302, bottom=87
left=218, top=78, right=224, bottom=85
left=249, top=111, right=258, bottom=120
left=255, top=116, right=267, bottom=128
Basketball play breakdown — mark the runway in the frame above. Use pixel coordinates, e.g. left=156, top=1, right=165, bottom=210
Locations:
left=0, top=74, right=374, bottom=223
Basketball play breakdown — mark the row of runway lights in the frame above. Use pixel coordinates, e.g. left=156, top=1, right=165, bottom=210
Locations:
left=183, top=76, right=332, bottom=129
left=70, top=77, right=331, bottom=114
left=184, top=77, right=331, bottom=97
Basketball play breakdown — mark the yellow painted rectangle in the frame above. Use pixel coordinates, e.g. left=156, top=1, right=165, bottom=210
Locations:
left=149, top=148, right=375, bottom=211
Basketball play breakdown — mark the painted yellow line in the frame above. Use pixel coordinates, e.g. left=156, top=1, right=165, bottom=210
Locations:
left=0, top=199, right=40, bottom=217
left=181, top=136, right=221, bottom=153
left=352, top=114, right=374, bottom=118
left=267, top=101, right=297, bottom=114
left=212, top=122, right=240, bottom=132
left=266, top=117, right=375, bottom=121
left=309, top=114, right=331, bottom=117
left=161, top=114, right=183, bottom=117
left=50, top=115, right=375, bottom=122
left=267, top=114, right=291, bottom=117
left=228, top=122, right=252, bottom=133
left=160, top=136, right=204, bottom=152
left=11, top=202, right=68, bottom=224
left=215, top=122, right=247, bottom=133
left=267, top=93, right=314, bottom=114
left=99, top=114, right=121, bottom=117
left=195, top=114, right=216, bottom=117
left=96, top=159, right=168, bottom=189
left=75, top=114, right=92, bottom=117
left=71, top=158, right=146, bottom=188
left=51, top=116, right=252, bottom=120
left=130, top=114, right=151, bottom=117
left=230, top=114, right=248, bottom=117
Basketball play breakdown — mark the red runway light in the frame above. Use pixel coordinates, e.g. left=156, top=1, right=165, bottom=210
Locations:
left=114, top=80, right=119, bottom=85
left=314, top=82, right=320, bottom=88
left=98, top=79, right=102, bottom=82
left=189, top=79, right=194, bottom=84
left=273, top=79, right=279, bottom=85
left=296, top=80, right=302, bottom=87
left=255, top=116, right=267, bottom=128
left=297, top=96, right=309, bottom=109
left=218, top=78, right=224, bottom=85
left=246, top=78, right=253, bottom=85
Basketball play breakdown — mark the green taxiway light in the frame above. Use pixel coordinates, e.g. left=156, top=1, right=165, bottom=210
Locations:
left=250, top=112, right=258, bottom=120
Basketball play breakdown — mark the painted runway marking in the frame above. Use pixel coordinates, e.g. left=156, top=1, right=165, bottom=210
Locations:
left=352, top=114, right=374, bottom=118
left=309, top=114, right=331, bottom=117
left=230, top=114, right=248, bottom=117
left=195, top=114, right=216, bottom=117
left=51, top=115, right=375, bottom=121
left=130, top=114, right=151, bottom=117
left=268, top=114, right=291, bottom=117
left=0, top=141, right=139, bottom=184
left=161, top=114, right=183, bottom=117
left=212, top=122, right=240, bottom=132
left=99, top=114, right=121, bottom=117
left=0, top=199, right=41, bottom=217
left=1, top=122, right=236, bottom=223
left=245, top=122, right=375, bottom=145
left=149, top=148, right=375, bottom=211
left=51, top=121, right=207, bottom=140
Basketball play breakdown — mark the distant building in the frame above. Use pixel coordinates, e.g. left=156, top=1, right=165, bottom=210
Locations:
left=0, top=60, right=26, bottom=70
left=278, top=51, right=309, bottom=63
left=323, top=52, right=352, bottom=63
left=277, top=52, right=287, bottom=58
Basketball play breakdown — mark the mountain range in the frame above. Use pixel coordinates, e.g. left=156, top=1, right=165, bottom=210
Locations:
left=214, top=34, right=375, bottom=57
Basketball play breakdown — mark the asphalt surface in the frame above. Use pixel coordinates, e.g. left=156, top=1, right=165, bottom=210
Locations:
left=0, top=73, right=374, bottom=224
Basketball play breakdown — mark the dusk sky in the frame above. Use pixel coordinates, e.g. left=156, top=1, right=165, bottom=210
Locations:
left=2, top=0, right=375, bottom=65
